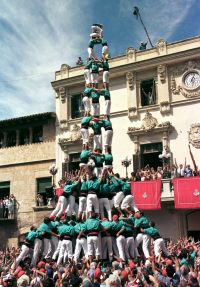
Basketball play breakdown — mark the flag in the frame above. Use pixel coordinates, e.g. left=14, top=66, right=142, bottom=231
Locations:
left=174, top=177, right=200, bottom=209
left=131, top=180, right=161, bottom=210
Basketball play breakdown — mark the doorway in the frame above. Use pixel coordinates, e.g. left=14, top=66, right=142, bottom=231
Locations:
left=140, top=143, right=162, bottom=169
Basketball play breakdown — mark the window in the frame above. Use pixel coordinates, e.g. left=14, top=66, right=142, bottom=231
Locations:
left=69, top=153, right=81, bottom=172
left=71, top=94, right=83, bottom=119
left=19, top=129, right=30, bottom=145
left=0, top=181, right=10, bottom=199
left=36, top=177, right=52, bottom=206
left=33, top=126, right=43, bottom=143
left=140, top=143, right=163, bottom=169
left=6, top=131, right=16, bottom=147
left=140, top=79, right=156, bottom=106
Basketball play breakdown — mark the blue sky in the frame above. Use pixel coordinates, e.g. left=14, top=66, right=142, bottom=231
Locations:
left=0, top=0, right=199, bottom=120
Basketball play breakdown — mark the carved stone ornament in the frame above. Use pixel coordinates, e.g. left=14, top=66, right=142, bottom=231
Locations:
left=59, top=124, right=82, bottom=144
left=128, top=107, right=137, bottom=119
left=157, top=64, right=166, bottom=83
left=128, top=111, right=172, bottom=134
left=169, top=60, right=200, bottom=97
left=160, top=101, right=171, bottom=114
left=156, top=39, right=167, bottom=54
left=59, top=87, right=66, bottom=103
left=188, top=123, right=200, bottom=149
left=126, top=47, right=136, bottom=60
left=59, top=119, right=68, bottom=131
left=60, top=64, right=71, bottom=72
left=126, top=72, right=134, bottom=90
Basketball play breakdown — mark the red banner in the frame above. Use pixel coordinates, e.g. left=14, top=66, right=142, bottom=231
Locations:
left=131, top=180, right=161, bottom=210
left=174, top=177, right=200, bottom=209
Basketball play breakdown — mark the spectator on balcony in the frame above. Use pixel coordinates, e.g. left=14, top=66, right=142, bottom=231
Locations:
left=3, top=196, right=9, bottom=218
left=0, top=199, right=3, bottom=218
left=185, top=164, right=193, bottom=177
left=7, top=197, right=15, bottom=219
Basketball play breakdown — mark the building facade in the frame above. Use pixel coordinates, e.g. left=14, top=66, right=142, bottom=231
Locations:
left=0, top=112, right=56, bottom=248
left=52, top=36, right=200, bottom=241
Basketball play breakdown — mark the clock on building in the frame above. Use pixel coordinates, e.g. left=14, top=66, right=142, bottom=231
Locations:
left=183, top=70, right=200, bottom=90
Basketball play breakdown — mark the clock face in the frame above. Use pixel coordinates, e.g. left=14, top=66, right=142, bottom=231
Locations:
left=184, top=71, right=200, bottom=89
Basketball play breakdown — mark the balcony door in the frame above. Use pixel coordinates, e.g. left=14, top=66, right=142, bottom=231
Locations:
left=140, top=142, right=162, bottom=169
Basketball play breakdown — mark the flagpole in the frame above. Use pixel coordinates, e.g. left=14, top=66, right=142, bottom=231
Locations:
left=133, top=6, right=154, bottom=48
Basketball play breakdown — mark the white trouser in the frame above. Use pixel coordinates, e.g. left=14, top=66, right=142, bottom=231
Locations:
left=78, top=196, right=87, bottom=213
left=92, top=103, right=100, bottom=116
left=116, top=235, right=126, bottom=261
left=57, top=239, right=73, bottom=265
left=112, top=237, right=119, bottom=257
left=31, top=238, right=42, bottom=267
left=103, top=71, right=109, bottom=83
left=81, top=128, right=89, bottom=145
left=16, top=244, right=30, bottom=266
left=84, top=69, right=91, bottom=85
left=94, top=167, right=102, bottom=178
left=91, top=73, right=99, bottom=84
left=87, top=194, right=99, bottom=213
left=52, top=240, right=62, bottom=260
left=104, top=100, right=111, bottom=115
left=74, top=237, right=88, bottom=262
left=113, top=192, right=125, bottom=208
left=65, top=195, right=75, bottom=216
left=136, top=233, right=150, bottom=258
left=82, top=96, right=91, bottom=112
left=125, top=237, right=136, bottom=259
left=121, top=195, right=139, bottom=212
left=94, top=134, right=102, bottom=150
left=101, top=236, right=113, bottom=260
left=104, top=130, right=113, bottom=146
left=154, top=238, right=170, bottom=257
left=50, top=196, right=67, bottom=218
left=99, top=198, right=112, bottom=221
left=87, top=236, right=100, bottom=256
left=43, top=238, right=53, bottom=258
left=51, top=236, right=59, bottom=254
left=87, top=47, right=97, bottom=59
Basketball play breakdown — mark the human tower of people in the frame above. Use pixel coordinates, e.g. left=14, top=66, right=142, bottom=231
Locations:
left=15, top=24, right=170, bottom=268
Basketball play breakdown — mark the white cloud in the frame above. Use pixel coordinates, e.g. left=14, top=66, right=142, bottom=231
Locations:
left=0, top=0, right=92, bottom=119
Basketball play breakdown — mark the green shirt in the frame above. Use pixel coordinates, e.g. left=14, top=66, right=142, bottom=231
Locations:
left=80, top=180, right=88, bottom=192
left=134, top=216, right=149, bottom=229
left=74, top=223, right=86, bottom=235
left=101, top=61, right=109, bottom=71
left=80, top=150, right=91, bottom=163
left=102, top=119, right=112, bottom=130
left=121, top=181, right=131, bottom=196
left=128, top=215, right=135, bottom=226
left=63, top=182, right=76, bottom=196
left=143, top=227, right=160, bottom=239
left=87, top=178, right=100, bottom=192
left=93, top=154, right=104, bottom=168
left=57, top=224, right=74, bottom=237
left=109, top=176, right=121, bottom=193
left=99, top=182, right=112, bottom=198
left=91, top=62, right=100, bottom=73
left=81, top=116, right=91, bottom=128
left=83, top=87, right=93, bottom=96
left=111, top=220, right=124, bottom=235
left=91, top=91, right=100, bottom=103
left=84, top=218, right=102, bottom=232
left=89, top=121, right=103, bottom=135
left=37, top=223, right=52, bottom=238
left=100, top=89, right=110, bottom=100
left=88, top=39, right=102, bottom=48
left=84, top=60, right=93, bottom=69
left=26, top=230, right=37, bottom=243
left=104, top=153, right=113, bottom=165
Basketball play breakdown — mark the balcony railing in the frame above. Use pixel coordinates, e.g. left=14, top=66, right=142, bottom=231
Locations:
left=0, top=206, right=17, bottom=220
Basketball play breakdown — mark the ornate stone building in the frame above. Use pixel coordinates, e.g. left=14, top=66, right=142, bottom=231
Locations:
left=0, top=112, right=56, bottom=248
left=52, top=36, right=200, bottom=241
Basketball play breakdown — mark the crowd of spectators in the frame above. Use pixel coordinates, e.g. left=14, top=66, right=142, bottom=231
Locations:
left=0, top=237, right=200, bottom=287
left=0, top=194, right=17, bottom=219
left=130, top=161, right=198, bottom=182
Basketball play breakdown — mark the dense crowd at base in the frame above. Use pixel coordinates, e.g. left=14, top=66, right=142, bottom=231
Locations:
left=0, top=236, right=200, bottom=287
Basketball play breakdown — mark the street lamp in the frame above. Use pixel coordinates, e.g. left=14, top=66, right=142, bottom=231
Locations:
left=121, top=156, right=132, bottom=179
left=133, top=6, right=154, bottom=48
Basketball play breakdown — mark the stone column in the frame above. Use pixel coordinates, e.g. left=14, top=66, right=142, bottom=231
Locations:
left=29, top=127, right=33, bottom=144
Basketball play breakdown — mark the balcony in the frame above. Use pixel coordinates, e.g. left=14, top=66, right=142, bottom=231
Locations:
left=161, top=178, right=174, bottom=201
